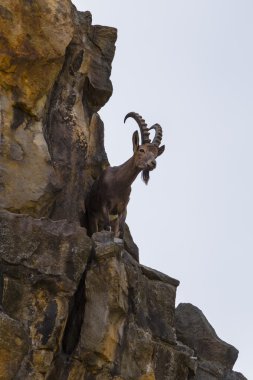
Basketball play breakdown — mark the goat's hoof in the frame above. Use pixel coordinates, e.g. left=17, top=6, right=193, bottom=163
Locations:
left=114, top=237, right=124, bottom=245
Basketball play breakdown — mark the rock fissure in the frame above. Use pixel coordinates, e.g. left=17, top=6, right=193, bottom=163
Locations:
left=62, top=247, right=94, bottom=356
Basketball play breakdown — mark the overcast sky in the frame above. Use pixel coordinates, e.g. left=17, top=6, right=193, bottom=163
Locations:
left=73, top=1, right=252, bottom=377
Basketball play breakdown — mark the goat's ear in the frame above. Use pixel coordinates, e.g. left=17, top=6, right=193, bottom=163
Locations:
left=157, top=145, right=165, bottom=156
left=132, top=131, right=139, bottom=152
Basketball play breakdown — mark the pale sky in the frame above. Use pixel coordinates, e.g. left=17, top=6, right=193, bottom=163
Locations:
left=73, top=1, right=253, bottom=378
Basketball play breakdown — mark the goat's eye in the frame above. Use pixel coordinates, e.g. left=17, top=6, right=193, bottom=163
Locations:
left=139, top=148, right=145, bottom=153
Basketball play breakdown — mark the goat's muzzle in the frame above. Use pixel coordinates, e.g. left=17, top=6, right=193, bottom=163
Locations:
left=147, top=159, right=156, bottom=170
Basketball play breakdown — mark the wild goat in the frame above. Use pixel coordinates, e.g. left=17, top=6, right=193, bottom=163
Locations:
left=85, top=112, right=165, bottom=238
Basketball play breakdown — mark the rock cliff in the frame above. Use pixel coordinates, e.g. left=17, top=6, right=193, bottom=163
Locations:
left=0, top=1, right=247, bottom=379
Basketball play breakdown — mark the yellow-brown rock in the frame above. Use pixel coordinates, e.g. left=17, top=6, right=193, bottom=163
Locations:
left=0, top=312, right=29, bottom=380
left=0, top=0, right=116, bottom=219
left=0, top=0, right=74, bottom=216
left=0, top=0, right=74, bottom=109
left=0, top=210, right=92, bottom=379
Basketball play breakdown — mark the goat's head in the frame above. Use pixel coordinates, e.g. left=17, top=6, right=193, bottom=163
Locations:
left=124, top=112, right=165, bottom=184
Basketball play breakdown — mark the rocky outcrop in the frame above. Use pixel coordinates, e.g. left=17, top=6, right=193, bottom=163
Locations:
left=45, top=232, right=196, bottom=380
left=0, top=210, right=92, bottom=379
left=0, top=0, right=116, bottom=219
left=176, top=304, right=247, bottom=380
left=0, top=1, right=246, bottom=379
left=0, top=209, right=195, bottom=379
left=0, top=211, right=246, bottom=379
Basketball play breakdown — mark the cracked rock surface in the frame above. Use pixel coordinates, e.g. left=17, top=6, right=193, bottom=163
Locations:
left=176, top=303, right=247, bottom=380
left=0, top=1, right=247, bottom=379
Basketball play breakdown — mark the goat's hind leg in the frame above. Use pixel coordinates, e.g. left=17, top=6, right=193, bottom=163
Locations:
left=113, top=217, right=120, bottom=238
left=116, top=209, right=127, bottom=239
left=102, top=206, right=111, bottom=232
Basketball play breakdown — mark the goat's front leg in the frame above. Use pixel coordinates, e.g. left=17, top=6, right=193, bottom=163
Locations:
left=102, top=205, right=111, bottom=232
left=113, top=217, right=120, bottom=238
left=114, top=209, right=127, bottom=239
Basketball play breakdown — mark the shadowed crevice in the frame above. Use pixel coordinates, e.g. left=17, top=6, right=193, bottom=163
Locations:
left=62, top=249, right=94, bottom=355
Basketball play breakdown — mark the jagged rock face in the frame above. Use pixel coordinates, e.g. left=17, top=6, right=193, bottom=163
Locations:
left=0, top=1, right=246, bottom=380
left=0, top=0, right=74, bottom=109
left=176, top=303, right=247, bottom=380
left=0, top=0, right=73, bottom=215
left=71, top=233, right=195, bottom=380
left=0, top=0, right=116, bottom=219
left=0, top=210, right=92, bottom=379
left=1, top=225, right=195, bottom=380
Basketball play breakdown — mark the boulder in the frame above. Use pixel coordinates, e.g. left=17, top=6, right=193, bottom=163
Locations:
left=176, top=303, right=247, bottom=380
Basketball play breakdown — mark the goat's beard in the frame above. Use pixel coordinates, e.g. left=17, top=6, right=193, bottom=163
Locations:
left=142, top=169, right=150, bottom=185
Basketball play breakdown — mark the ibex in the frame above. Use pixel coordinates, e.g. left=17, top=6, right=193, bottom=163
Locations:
left=85, top=112, right=165, bottom=238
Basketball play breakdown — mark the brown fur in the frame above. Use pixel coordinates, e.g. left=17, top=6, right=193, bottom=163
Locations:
left=85, top=131, right=165, bottom=238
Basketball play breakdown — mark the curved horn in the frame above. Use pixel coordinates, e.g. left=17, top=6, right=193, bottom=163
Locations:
left=149, top=123, right=163, bottom=146
left=124, top=112, right=151, bottom=144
